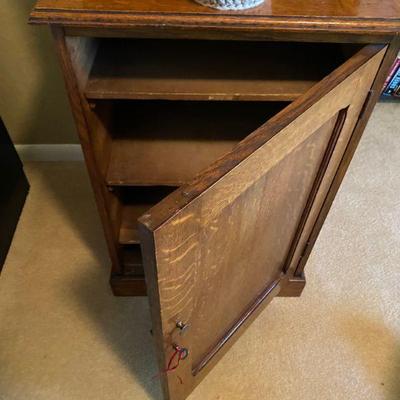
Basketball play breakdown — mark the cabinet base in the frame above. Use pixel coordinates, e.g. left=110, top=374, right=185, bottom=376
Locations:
left=110, top=274, right=147, bottom=296
left=277, top=273, right=306, bottom=297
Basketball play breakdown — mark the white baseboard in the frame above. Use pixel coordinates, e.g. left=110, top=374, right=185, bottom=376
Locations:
left=15, top=144, right=84, bottom=162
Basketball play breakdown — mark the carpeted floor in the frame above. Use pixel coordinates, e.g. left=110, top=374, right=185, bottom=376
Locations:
left=0, top=102, right=399, bottom=400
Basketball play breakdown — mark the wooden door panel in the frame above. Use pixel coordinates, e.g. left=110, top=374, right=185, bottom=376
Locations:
left=284, top=61, right=387, bottom=277
left=138, top=45, right=386, bottom=400
left=190, top=113, right=340, bottom=370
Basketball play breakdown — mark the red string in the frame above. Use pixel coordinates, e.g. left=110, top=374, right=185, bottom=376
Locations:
left=152, top=346, right=186, bottom=381
left=165, top=346, right=186, bottom=373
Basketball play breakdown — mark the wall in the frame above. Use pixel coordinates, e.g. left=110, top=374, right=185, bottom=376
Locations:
left=0, top=0, right=77, bottom=144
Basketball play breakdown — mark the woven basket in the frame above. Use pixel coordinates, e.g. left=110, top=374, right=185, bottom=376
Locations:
left=194, top=0, right=264, bottom=10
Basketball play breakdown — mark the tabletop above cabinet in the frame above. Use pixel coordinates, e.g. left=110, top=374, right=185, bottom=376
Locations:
left=30, top=0, right=400, bottom=38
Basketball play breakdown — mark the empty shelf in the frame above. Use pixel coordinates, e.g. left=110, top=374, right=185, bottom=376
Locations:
left=85, top=40, right=352, bottom=101
left=118, top=186, right=176, bottom=245
left=106, top=101, right=285, bottom=186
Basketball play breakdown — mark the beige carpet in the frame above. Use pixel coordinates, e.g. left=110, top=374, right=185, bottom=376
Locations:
left=0, top=102, right=399, bottom=400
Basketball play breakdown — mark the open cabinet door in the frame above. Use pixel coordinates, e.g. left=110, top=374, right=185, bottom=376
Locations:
left=138, top=45, right=386, bottom=400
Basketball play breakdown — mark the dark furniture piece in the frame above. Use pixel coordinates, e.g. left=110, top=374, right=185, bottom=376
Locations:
left=0, top=118, right=29, bottom=272
left=30, top=2, right=400, bottom=399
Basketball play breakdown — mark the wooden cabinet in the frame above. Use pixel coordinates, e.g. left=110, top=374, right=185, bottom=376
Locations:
left=30, top=2, right=400, bottom=399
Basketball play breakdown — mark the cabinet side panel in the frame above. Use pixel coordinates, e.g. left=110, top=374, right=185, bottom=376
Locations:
left=51, top=27, right=121, bottom=273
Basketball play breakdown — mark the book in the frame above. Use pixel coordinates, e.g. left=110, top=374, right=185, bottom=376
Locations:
left=384, top=64, right=400, bottom=96
left=395, top=81, right=400, bottom=97
left=382, top=52, right=400, bottom=98
left=383, top=57, right=400, bottom=92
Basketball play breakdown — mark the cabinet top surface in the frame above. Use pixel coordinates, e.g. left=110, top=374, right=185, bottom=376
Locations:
left=30, top=0, right=400, bottom=35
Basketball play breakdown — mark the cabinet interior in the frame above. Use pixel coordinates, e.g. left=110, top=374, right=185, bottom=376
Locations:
left=85, top=39, right=361, bottom=102
left=65, top=35, right=363, bottom=292
left=106, top=100, right=286, bottom=186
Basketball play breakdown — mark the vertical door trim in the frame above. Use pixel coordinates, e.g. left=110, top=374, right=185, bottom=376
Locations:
left=283, top=107, right=349, bottom=274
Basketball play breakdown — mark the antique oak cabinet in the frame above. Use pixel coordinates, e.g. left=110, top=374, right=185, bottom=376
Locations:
left=30, top=1, right=399, bottom=399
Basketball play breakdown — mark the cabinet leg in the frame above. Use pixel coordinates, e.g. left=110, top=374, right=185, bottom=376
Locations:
left=278, top=272, right=306, bottom=297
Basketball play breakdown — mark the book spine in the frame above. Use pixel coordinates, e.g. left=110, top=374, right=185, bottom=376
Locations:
left=394, top=80, right=400, bottom=97
left=383, top=63, right=400, bottom=96
left=383, top=58, right=400, bottom=92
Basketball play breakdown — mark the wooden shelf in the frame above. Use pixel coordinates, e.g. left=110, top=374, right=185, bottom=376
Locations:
left=118, top=186, right=176, bottom=245
left=118, top=187, right=175, bottom=280
left=110, top=273, right=147, bottom=296
left=120, top=204, right=150, bottom=245
left=86, top=40, right=352, bottom=101
left=121, top=245, right=144, bottom=276
left=106, top=101, right=285, bottom=186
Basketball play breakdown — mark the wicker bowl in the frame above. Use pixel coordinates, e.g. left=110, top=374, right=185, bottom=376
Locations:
left=194, top=0, right=264, bottom=10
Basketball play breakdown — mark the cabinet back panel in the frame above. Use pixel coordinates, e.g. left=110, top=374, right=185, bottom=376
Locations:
left=85, top=40, right=362, bottom=101
left=105, top=101, right=287, bottom=186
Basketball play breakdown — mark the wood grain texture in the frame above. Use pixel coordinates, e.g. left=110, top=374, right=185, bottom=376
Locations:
left=161, top=111, right=338, bottom=368
left=106, top=101, right=284, bottom=186
left=30, top=0, right=400, bottom=35
left=63, top=27, right=394, bottom=44
left=122, top=245, right=144, bottom=276
left=192, top=277, right=282, bottom=376
left=51, top=28, right=122, bottom=274
left=110, top=273, right=147, bottom=296
left=118, top=186, right=176, bottom=245
left=282, top=107, right=350, bottom=275
left=139, top=45, right=385, bottom=233
left=138, top=45, right=386, bottom=400
left=85, top=40, right=354, bottom=101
